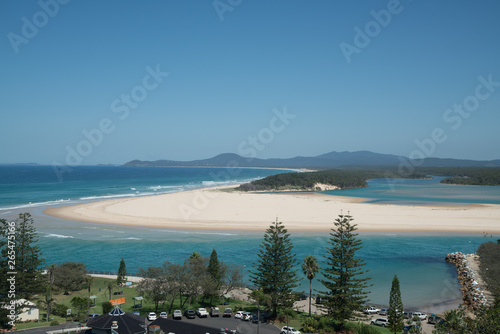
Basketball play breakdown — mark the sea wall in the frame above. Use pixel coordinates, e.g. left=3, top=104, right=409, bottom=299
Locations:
left=445, top=252, right=488, bottom=310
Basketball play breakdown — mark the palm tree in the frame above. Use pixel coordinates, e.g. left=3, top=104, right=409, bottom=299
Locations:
left=41, top=286, right=54, bottom=322
left=47, top=264, right=56, bottom=300
left=85, top=275, right=94, bottom=298
left=107, top=281, right=115, bottom=300
left=302, top=255, right=319, bottom=316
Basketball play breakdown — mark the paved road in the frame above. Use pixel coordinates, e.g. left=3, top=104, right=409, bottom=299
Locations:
left=12, top=321, right=88, bottom=334
left=13, top=317, right=280, bottom=334
left=159, top=315, right=281, bottom=334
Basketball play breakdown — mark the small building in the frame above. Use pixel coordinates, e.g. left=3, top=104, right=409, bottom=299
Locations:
left=86, top=306, right=145, bottom=334
left=1, top=299, right=39, bottom=322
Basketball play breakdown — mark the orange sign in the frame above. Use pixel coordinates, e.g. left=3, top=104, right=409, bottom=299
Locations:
left=110, top=297, right=125, bottom=305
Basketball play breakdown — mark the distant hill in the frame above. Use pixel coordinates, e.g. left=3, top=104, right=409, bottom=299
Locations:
left=123, top=151, right=500, bottom=168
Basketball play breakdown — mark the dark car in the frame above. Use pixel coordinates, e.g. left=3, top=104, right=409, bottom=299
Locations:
left=427, top=314, right=444, bottom=324
left=251, top=313, right=259, bottom=323
left=259, top=312, right=269, bottom=323
left=184, top=309, right=196, bottom=319
left=404, top=324, right=421, bottom=333
left=223, top=308, right=233, bottom=317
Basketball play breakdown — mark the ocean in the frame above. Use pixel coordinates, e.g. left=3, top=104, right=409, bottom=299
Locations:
left=1, top=165, right=499, bottom=312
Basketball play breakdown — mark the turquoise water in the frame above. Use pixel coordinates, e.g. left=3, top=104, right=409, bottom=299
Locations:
left=24, top=212, right=493, bottom=311
left=324, top=177, right=500, bottom=205
left=0, top=165, right=291, bottom=210
left=1, top=166, right=499, bottom=311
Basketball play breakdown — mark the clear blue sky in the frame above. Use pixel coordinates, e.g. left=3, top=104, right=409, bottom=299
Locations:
left=1, top=0, right=500, bottom=165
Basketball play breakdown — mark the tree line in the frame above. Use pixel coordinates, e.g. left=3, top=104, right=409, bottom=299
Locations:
left=237, top=169, right=380, bottom=191
left=237, top=166, right=500, bottom=192
left=136, top=249, right=243, bottom=314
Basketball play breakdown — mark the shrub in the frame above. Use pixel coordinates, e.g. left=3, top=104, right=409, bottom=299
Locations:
left=52, top=303, right=70, bottom=318
left=345, top=321, right=379, bottom=334
left=302, top=316, right=319, bottom=333
left=102, top=301, right=113, bottom=314
left=50, top=320, right=59, bottom=326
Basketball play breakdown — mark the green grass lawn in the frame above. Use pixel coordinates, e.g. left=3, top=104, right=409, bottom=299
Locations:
left=14, top=278, right=397, bottom=333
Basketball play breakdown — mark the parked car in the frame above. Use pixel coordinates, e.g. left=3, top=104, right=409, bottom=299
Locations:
left=412, top=311, right=427, bottom=320
left=210, top=307, right=220, bottom=317
left=403, top=311, right=413, bottom=319
left=379, top=308, right=388, bottom=316
left=280, top=326, right=301, bottom=334
left=223, top=308, right=233, bottom=317
left=147, top=312, right=157, bottom=321
left=159, top=311, right=168, bottom=318
left=196, top=308, right=209, bottom=318
left=370, top=318, right=389, bottom=327
left=251, top=313, right=259, bottom=323
left=404, top=324, right=422, bottom=333
left=243, top=312, right=252, bottom=321
left=427, top=314, right=444, bottom=325
left=363, top=306, right=380, bottom=314
left=173, top=310, right=182, bottom=320
left=234, top=311, right=245, bottom=319
left=184, top=309, right=196, bottom=319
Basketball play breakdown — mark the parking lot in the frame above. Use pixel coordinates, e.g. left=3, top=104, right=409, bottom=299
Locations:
left=160, top=315, right=281, bottom=334
left=362, top=312, right=437, bottom=334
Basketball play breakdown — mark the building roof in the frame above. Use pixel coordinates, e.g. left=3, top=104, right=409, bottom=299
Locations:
left=149, top=318, right=222, bottom=334
left=86, top=306, right=145, bottom=334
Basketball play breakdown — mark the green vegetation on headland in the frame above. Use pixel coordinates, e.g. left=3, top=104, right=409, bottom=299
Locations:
left=438, top=167, right=500, bottom=186
left=236, top=167, right=500, bottom=191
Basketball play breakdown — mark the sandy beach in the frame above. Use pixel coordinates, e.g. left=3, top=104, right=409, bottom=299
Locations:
left=44, top=186, right=500, bottom=233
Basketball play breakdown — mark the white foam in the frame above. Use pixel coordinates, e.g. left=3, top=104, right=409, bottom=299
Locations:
left=0, top=199, right=71, bottom=211
left=148, top=185, right=178, bottom=191
left=44, top=233, right=74, bottom=239
left=80, top=193, right=138, bottom=200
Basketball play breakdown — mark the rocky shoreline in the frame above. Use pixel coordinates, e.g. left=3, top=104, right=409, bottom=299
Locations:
left=445, top=252, right=489, bottom=310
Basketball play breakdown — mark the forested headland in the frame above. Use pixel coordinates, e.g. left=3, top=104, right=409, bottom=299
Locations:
left=237, top=167, right=500, bottom=191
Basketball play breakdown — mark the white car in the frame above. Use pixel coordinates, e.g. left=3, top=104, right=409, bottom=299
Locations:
left=412, top=311, right=427, bottom=320
left=370, top=318, right=389, bottom=327
left=173, top=310, right=182, bottom=320
left=242, top=312, right=252, bottom=321
left=363, top=306, right=380, bottom=314
left=159, top=311, right=168, bottom=318
left=196, top=308, right=209, bottom=318
left=281, top=326, right=301, bottom=334
left=147, top=312, right=157, bottom=321
left=234, top=311, right=245, bottom=319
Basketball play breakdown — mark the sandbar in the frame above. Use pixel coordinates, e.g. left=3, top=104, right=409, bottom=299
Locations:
left=44, top=186, right=500, bottom=233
